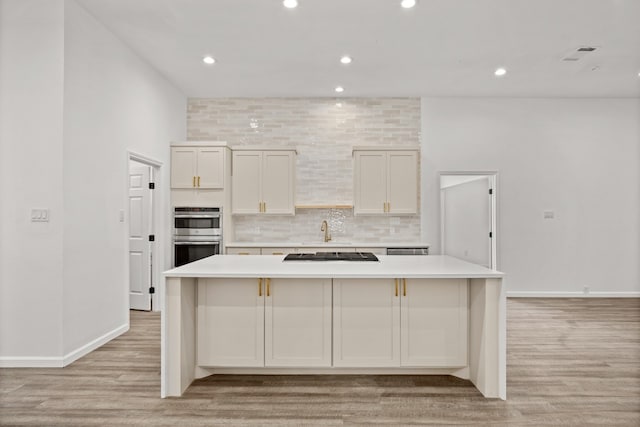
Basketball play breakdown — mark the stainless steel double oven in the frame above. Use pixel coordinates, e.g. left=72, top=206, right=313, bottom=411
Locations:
left=173, top=207, right=222, bottom=267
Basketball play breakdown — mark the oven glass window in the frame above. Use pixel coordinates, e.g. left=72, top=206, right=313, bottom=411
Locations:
left=174, top=243, right=219, bottom=267
left=174, top=217, right=220, bottom=229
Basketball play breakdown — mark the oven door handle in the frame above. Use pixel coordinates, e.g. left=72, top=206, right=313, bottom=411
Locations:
left=173, top=241, right=220, bottom=246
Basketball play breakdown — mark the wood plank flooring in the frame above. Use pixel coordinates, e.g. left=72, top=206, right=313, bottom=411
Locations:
left=1, top=298, right=639, bottom=426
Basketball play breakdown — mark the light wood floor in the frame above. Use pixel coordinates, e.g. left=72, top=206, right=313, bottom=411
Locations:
left=1, top=298, right=639, bottom=426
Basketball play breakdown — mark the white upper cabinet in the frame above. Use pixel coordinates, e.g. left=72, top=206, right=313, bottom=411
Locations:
left=353, top=148, right=418, bottom=215
left=231, top=151, right=262, bottom=213
left=171, top=145, right=224, bottom=189
left=232, top=149, right=295, bottom=215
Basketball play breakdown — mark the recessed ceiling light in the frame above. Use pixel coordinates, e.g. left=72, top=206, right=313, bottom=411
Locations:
left=203, top=56, right=215, bottom=65
left=401, top=0, right=416, bottom=8
left=335, top=86, right=344, bottom=93
left=283, top=0, right=298, bottom=8
left=494, top=67, right=507, bottom=77
left=340, top=56, right=352, bottom=65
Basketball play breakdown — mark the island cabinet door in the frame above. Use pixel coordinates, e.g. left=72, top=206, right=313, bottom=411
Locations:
left=333, top=279, right=400, bottom=367
left=400, top=279, right=468, bottom=367
left=264, top=279, right=332, bottom=367
left=197, top=278, right=264, bottom=367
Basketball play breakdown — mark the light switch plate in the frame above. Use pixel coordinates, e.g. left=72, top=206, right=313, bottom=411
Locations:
left=31, top=208, right=49, bottom=222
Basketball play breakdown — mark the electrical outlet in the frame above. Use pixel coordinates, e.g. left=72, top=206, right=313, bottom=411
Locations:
left=583, top=286, right=590, bottom=295
left=31, top=208, right=49, bottom=222
left=543, top=210, right=555, bottom=219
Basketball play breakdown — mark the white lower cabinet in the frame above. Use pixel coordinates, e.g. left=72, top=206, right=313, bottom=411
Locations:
left=265, top=279, right=332, bottom=367
left=198, top=278, right=468, bottom=369
left=197, top=278, right=264, bottom=367
left=401, top=279, right=468, bottom=367
left=333, top=278, right=468, bottom=368
left=225, top=247, right=261, bottom=255
left=333, top=279, right=400, bottom=367
left=197, top=278, right=331, bottom=368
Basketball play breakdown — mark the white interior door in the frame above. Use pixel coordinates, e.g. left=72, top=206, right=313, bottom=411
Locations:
left=129, top=165, right=152, bottom=311
left=441, top=175, right=494, bottom=268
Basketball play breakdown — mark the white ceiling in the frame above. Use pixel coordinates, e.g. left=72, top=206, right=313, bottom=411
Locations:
left=77, top=0, right=640, bottom=98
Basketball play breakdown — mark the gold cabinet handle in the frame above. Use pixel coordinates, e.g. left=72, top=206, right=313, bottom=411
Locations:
left=258, top=278, right=262, bottom=296
left=239, top=252, right=250, bottom=255
left=197, top=176, right=201, bottom=187
left=266, top=278, right=271, bottom=297
left=192, top=176, right=196, bottom=187
left=272, top=252, right=284, bottom=255
left=403, top=278, right=407, bottom=297
left=263, top=201, right=266, bottom=213
left=395, top=279, right=398, bottom=297
left=387, top=202, right=391, bottom=212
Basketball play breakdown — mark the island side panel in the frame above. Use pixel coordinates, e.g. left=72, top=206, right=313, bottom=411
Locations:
left=164, top=277, right=197, bottom=397
left=468, top=277, right=505, bottom=399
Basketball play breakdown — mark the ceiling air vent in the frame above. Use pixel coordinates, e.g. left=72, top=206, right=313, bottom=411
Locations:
left=562, top=46, right=598, bottom=62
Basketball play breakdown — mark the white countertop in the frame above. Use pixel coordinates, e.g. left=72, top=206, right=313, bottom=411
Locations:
left=225, top=242, right=430, bottom=248
left=164, top=255, right=504, bottom=279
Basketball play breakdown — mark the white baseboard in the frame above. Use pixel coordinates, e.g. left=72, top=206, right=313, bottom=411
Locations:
left=508, top=291, right=640, bottom=298
left=0, top=357, right=64, bottom=368
left=63, top=323, right=129, bottom=366
left=0, top=323, right=129, bottom=368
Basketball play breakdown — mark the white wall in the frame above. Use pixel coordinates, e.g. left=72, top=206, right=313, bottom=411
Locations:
left=0, top=0, right=65, bottom=364
left=62, top=0, right=186, bottom=355
left=0, top=0, right=186, bottom=366
left=422, top=98, right=640, bottom=296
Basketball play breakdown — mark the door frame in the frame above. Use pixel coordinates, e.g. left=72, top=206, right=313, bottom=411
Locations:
left=126, top=151, right=164, bottom=312
left=438, top=171, right=498, bottom=270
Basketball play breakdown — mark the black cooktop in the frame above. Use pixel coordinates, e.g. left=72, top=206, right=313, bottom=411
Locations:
left=283, top=252, right=379, bottom=262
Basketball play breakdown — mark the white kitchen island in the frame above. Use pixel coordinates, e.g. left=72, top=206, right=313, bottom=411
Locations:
left=162, top=255, right=506, bottom=399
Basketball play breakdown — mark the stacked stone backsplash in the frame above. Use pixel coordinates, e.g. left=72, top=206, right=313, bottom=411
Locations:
left=187, top=98, right=421, bottom=243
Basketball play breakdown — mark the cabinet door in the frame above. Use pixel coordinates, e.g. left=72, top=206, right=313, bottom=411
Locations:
left=171, top=147, right=197, bottom=189
left=354, top=151, right=387, bottom=215
left=265, top=279, right=332, bottom=367
left=262, top=247, right=296, bottom=255
left=333, top=279, right=400, bottom=367
left=401, top=279, right=468, bottom=367
left=197, top=147, right=224, bottom=189
left=232, top=151, right=262, bottom=214
left=197, top=278, right=264, bottom=367
left=387, top=151, right=418, bottom=214
left=225, top=247, right=261, bottom=255
left=262, top=151, right=295, bottom=214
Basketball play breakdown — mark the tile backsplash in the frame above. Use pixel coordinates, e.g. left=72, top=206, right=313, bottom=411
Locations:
left=187, top=98, right=421, bottom=242
left=232, top=209, right=422, bottom=243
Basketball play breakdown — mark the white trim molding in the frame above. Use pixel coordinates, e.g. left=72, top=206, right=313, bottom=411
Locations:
left=63, top=323, right=129, bottom=366
left=508, top=291, right=640, bottom=298
left=0, top=323, right=129, bottom=368
left=0, top=357, right=64, bottom=368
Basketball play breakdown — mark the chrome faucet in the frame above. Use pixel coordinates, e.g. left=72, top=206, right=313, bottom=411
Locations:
left=321, top=220, right=332, bottom=242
